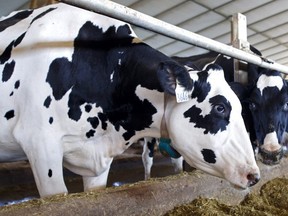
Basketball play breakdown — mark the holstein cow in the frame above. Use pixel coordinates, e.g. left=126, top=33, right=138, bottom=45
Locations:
left=141, top=51, right=247, bottom=179
left=247, top=63, right=288, bottom=164
left=0, top=3, right=260, bottom=198
left=173, top=47, right=288, bottom=165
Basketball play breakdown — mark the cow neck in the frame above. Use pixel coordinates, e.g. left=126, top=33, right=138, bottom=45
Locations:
left=159, top=93, right=181, bottom=159
left=160, top=93, right=169, bottom=139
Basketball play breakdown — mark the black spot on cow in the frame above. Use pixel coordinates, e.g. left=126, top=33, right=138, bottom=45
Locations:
left=30, top=7, right=56, bottom=25
left=44, top=96, right=52, bottom=108
left=184, top=95, right=231, bottom=134
left=46, top=22, right=134, bottom=120
left=125, top=142, right=129, bottom=146
left=85, top=104, right=92, bottom=113
left=201, top=149, right=216, bottom=164
left=87, top=117, right=99, bottom=129
left=86, top=129, right=95, bottom=138
left=98, top=113, right=108, bottom=130
left=46, top=57, right=74, bottom=100
left=0, top=33, right=27, bottom=65
left=0, top=42, right=14, bottom=64
left=48, top=169, right=52, bottom=177
left=104, top=104, right=132, bottom=132
left=2, top=60, right=15, bottom=82
left=14, top=80, right=20, bottom=89
left=46, top=21, right=158, bottom=140
left=123, top=131, right=135, bottom=141
left=67, top=94, right=82, bottom=120
left=49, top=117, right=53, bottom=124
left=0, top=10, right=33, bottom=32
left=191, top=71, right=211, bottom=102
left=4, top=110, right=15, bottom=120
left=14, top=32, right=26, bottom=47
left=147, top=138, right=157, bottom=157
left=9, top=91, right=13, bottom=96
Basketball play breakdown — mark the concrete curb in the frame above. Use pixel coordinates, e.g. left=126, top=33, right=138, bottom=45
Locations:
left=1, top=157, right=288, bottom=216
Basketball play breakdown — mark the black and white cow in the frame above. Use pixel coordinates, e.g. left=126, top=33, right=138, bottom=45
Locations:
left=173, top=47, right=288, bottom=165
left=0, top=3, right=260, bottom=198
left=247, top=63, right=288, bottom=164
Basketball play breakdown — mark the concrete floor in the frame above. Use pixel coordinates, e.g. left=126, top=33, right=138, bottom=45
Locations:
left=1, top=148, right=288, bottom=215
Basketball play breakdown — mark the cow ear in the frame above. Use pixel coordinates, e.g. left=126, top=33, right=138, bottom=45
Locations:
left=247, top=45, right=262, bottom=87
left=157, top=60, right=193, bottom=95
left=247, top=63, right=260, bottom=87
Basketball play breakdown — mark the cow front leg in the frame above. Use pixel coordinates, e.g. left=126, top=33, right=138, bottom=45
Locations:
left=171, top=157, right=183, bottom=173
left=83, top=167, right=110, bottom=191
left=24, top=144, right=67, bottom=197
left=142, top=140, right=153, bottom=180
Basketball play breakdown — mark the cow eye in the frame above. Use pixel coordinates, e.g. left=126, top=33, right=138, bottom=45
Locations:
left=214, top=104, right=225, bottom=114
left=283, top=102, right=288, bottom=111
left=249, top=102, right=256, bottom=111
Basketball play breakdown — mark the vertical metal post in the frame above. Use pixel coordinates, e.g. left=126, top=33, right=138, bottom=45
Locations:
left=231, top=13, right=249, bottom=84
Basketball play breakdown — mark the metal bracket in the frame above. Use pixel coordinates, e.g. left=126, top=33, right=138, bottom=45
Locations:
left=231, top=13, right=250, bottom=84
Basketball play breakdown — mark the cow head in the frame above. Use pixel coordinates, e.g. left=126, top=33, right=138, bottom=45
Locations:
left=247, top=64, right=288, bottom=165
left=157, top=62, right=260, bottom=189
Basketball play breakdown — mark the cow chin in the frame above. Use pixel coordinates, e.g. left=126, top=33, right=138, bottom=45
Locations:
left=231, top=183, right=248, bottom=190
left=222, top=162, right=260, bottom=190
left=225, top=172, right=260, bottom=190
left=184, top=157, right=259, bottom=190
left=230, top=173, right=260, bottom=190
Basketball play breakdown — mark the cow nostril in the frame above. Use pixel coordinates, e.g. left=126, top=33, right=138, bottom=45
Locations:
left=247, top=173, right=260, bottom=187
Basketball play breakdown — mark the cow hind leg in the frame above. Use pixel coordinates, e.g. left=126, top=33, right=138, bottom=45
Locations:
left=171, top=157, right=183, bottom=173
left=142, top=137, right=155, bottom=180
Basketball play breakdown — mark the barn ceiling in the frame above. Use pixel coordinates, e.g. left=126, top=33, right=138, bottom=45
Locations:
left=1, top=0, right=288, bottom=66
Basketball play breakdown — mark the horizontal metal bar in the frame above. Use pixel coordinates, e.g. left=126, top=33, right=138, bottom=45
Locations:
left=60, top=0, right=288, bottom=74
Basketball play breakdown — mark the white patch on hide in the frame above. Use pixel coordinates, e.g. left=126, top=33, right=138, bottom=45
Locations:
left=262, top=131, right=281, bottom=152
left=110, top=71, right=114, bottom=82
left=257, top=74, right=283, bottom=95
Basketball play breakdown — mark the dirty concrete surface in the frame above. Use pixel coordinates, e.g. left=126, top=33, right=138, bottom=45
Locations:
left=0, top=144, right=288, bottom=216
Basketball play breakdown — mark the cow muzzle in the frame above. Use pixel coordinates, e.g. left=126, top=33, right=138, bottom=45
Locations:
left=231, top=171, right=260, bottom=190
left=247, top=173, right=260, bottom=187
left=258, top=146, right=283, bottom=165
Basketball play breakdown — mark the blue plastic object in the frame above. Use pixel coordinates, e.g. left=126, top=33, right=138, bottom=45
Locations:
left=159, top=138, right=181, bottom=158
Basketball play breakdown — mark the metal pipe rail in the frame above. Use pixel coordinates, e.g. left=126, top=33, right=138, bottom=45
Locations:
left=60, top=0, right=288, bottom=74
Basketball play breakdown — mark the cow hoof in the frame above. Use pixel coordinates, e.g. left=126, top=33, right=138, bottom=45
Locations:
left=258, top=147, right=283, bottom=165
